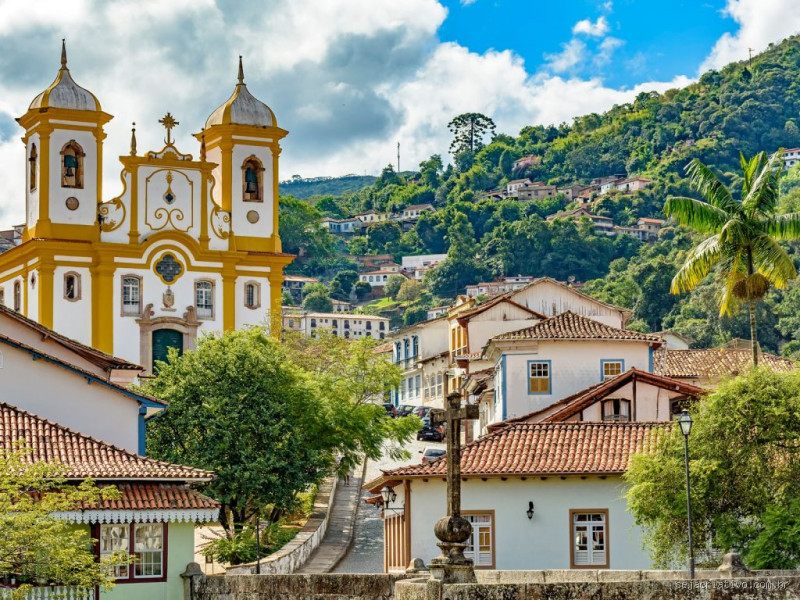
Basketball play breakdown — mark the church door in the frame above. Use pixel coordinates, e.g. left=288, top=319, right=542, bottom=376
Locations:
left=151, top=329, right=184, bottom=372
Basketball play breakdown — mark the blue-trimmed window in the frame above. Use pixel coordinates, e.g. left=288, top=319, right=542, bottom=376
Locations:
left=528, top=360, right=551, bottom=394
left=600, top=359, right=624, bottom=380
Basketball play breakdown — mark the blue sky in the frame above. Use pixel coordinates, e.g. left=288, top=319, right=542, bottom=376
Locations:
left=0, top=0, right=798, bottom=227
left=439, top=0, right=732, bottom=87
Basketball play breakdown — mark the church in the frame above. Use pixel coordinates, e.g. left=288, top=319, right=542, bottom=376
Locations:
left=0, top=42, right=293, bottom=370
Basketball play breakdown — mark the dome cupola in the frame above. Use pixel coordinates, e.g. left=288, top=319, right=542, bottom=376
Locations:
left=205, top=57, right=276, bottom=128
left=29, top=40, right=101, bottom=112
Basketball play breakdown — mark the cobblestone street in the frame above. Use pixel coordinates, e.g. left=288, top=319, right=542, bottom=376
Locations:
left=334, top=437, right=444, bottom=573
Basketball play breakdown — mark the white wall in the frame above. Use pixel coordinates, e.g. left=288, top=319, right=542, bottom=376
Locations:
left=26, top=133, right=41, bottom=226
left=1, top=341, right=141, bottom=451
left=53, top=265, right=93, bottom=345
left=510, top=281, right=625, bottom=327
left=407, top=477, right=649, bottom=570
left=235, top=275, right=271, bottom=329
left=499, top=341, right=652, bottom=421
left=27, top=270, right=38, bottom=321
left=48, top=129, right=98, bottom=227
left=232, top=144, right=274, bottom=239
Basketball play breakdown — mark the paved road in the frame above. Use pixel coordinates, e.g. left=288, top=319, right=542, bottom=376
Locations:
left=334, top=437, right=445, bottom=573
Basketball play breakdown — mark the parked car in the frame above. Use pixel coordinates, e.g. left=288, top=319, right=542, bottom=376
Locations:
left=396, top=404, right=417, bottom=418
left=413, top=405, right=431, bottom=419
left=420, top=446, right=446, bottom=464
left=382, top=402, right=397, bottom=418
left=417, top=416, right=445, bottom=442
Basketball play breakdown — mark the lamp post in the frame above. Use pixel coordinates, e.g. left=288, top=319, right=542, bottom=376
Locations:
left=381, top=485, right=397, bottom=510
left=678, top=410, right=695, bottom=579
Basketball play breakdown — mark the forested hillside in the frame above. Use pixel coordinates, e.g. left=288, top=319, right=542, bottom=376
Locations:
left=278, top=35, right=800, bottom=355
left=279, top=174, right=376, bottom=199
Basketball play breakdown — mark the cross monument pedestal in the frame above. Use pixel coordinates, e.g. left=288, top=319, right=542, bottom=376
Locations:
left=427, top=391, right=479, bottom=584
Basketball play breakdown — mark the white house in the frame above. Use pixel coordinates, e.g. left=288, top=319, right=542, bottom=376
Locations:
left=546, top=207, right=616, bottom=236
left=480, top=311, right=662, bottom=428
left=282, top=274, right=319, bottom=302
left=283, top=310, right=389, bottom=340
left=505, top=178, right=532, bottom=196
left=390, top=316, right=450, bottom=407
left=400, top=204, right=435, bottom=220
left=366, top=421, right=662, bottom=572
left=321, top=217, right=360, bottom=234
left=782, top=148, right=800, bottom=170
left=614, top=177, right=652, bottom=193
left=401, top=254, right=447, bottom=271
left=355, top=210, right=390, bottom=224
left=465, top=277, right=533, bottom=299
left=360, top=269, right=406, bottom=289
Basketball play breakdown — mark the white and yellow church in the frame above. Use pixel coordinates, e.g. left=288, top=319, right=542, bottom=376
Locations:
left=0, top=42, right=293, bottom=370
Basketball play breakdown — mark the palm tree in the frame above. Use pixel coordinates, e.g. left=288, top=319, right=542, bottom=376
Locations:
left=664, top=151, right=800, bottom=366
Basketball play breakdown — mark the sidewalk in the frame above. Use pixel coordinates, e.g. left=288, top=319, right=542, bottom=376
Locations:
left=295, top=467, right=364, bottom=573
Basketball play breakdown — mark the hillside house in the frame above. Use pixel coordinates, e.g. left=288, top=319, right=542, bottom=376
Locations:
left=547, top=207, right=615, bottom=236
left=615, top=177, right=652, bottom=193
left=390, top=316, right=450, bottom=408
left=400, top=204, right=435, bottom=220
left=355, top=210, right=390, bottom=225
left=506, top=178, right=532, bottom=196
left=465, top=277, right=534, bottom=298
left=321, top=217, right=360, bottom=234
left=282, top=275, right=319, bottom=302
left=782, top=148, right=800, bottom=170
left=517, top=183, right=556, bottom=201
left=283, top=310, right=389, bottom=340
left=512, top=155, right=540, bottom=171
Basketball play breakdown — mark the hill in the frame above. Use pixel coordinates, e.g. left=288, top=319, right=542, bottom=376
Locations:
left=279, top=175, right=376, bottom=199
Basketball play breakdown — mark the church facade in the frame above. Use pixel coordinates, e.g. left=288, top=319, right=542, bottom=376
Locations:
left=0, top=43, right=293, bottom=370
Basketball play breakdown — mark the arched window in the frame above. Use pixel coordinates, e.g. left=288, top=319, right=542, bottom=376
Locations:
left=29, top=144, right=37, bottom=192
left=60, top=141, right=85, bottom=189
left=241, top=156, right=263, bottom=202
left=121, top=275, right=142, bottom=316
left=13, top=280, right=21, bottom=312
left=195, top=280, right=214, bottom=319
left=64, top=272, right=81, bottom=301
left=244, top=282, right=260, bottom=309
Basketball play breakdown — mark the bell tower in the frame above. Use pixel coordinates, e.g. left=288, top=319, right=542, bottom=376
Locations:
left=201, top=57, right=287, bottom=253
left=17, top=40, right=112, bottom=242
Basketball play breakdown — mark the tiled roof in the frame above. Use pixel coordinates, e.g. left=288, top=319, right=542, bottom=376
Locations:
left=86, top=482, right=219, bottom=511
left=0, top=403, right=213, bottom=481
left=492, top=311, right=661, bottom=343
left=657, top=347, right=796, bottom=379
left=373, top=422, right=662, bottom=481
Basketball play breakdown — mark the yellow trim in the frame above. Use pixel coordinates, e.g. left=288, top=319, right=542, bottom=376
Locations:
left=152, top=251, right=185, bottom=285
left=222, top=262, right=236, bottom=331
left=16, top=107, right=112, bottom=131
left=268, top=272, right=283, bottom=336
left=272, top=144, right=281, bottom=250
left=91, top=263, right=114, bottom=354
left=37, top=259, right=55, bottom=328
left=233, top=235, right=279, bottom=253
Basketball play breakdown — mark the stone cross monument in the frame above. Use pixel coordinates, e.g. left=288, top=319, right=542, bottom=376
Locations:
left=427, top=391, right=479, bottom=583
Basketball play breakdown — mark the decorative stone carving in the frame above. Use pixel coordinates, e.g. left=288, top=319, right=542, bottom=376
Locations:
left=211, top=205, right=231, bottom=239
left=718, top=552, right=752, bottom=577
left=162, top=286, right=175, bottom=311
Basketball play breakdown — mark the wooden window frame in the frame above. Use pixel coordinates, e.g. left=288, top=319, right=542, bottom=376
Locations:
left=569, top=509, right=609, bottom=569
left=528, top=360, right=552, bottom=395
left=244, top=281, right=261, bottom=309
left=601, top=398, right=631, bottom=422
left=462, top=510, right=496, bottom=569
left=600, top=359, right=625, bottom=381
left=93, top=522, right=168, bottom=583
left=194, top=279, right=215, bottom=320
left=121, top=275, right=143, bottom=317
left=63, top=271, right=81, bottom=302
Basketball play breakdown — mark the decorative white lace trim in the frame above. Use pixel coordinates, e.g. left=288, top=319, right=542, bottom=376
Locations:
left=53, top=508, right=219, bottom=523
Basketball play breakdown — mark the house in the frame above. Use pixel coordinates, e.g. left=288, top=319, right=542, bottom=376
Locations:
left=512, top=155, right=540, bottom=171
left=479, top=311, right=662, bottom=429
left=505, top=178, right=532, bottom=197
left=782, top=148, right=800, bottom=170
left=0, top=306, right=163, bottom=454
left=355, top=210, right=390, bottom=225
left=359, top=269, right=406, bottom=291
left=400, top=204, right=435, bottom=220
left=636, top=217, right=665, bottom=241
left=517, top=183, right=556, bottom=201
left=0, top=402, right=219, bottom=599
left=426, top=306, right=449, bottom=320
left=390, top=316, right=450, bottom=408
left=465, top=277, right=533, bottom=299
left=654, top=341, right=796, bottom=388
left=558, top=184, right=589, bottom=202
left=614, top=177, right=652, bottom=193
left=401, top=254, right=447, bottom=271
left=366, top=421, right=662, bottom=571
left=546, top=207, right=616, bottom=236
left=282, top=311, right=389, bottom=340
left=654, top=330, right=692, bottom=350
left=282, top=275, right=319, bottom=303
left=330, top=299, right=353, bottom=313
left=320, top=217, right=360, bottom=234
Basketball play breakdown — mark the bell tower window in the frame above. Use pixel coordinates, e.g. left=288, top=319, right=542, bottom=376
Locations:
left=64, top=272, right=81, bottom=301
left=241, top=157, right=263, bottom=202
left=61, top=141, right=85, bottom=189
left=29, top=144, right=38, bottom=192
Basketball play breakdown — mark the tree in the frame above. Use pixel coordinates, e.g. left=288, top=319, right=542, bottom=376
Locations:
left=448, top=113, right=496, bottom=156
left=0, top=446, right=124, bottom=597
left=664, top=152, right=800, bottom=365
left=396, top=279, right=422, bottom=303
left=144, top=329, right=326, bottom=532
left=279, top=195, right=336, bottom=262
left=303, top=292, right=333, bottom=312
left=626, top=368, right=800, bottom=568
left=354, top=280, right=372, bottom=300
left=332, top=270, right=359, bottom=296
left=281, top=289, right=295, bottom=306
left=384, top=274, right=406, bottom=300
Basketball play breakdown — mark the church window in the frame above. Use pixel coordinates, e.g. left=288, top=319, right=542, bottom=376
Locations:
left=122, top=276, right=142, bottom=316
left=241, top=157, right=263, bottom=202
left=13, top=281, right=20, bottom=312
left=244, top=282, right=260, bottom=309
left=195, top=280, right=214, bottom=319
left=29, top=144, right=37, bottom=192
left=60, top=141, right=85, bottom=189
left=64, top=272, right=81, bottom=301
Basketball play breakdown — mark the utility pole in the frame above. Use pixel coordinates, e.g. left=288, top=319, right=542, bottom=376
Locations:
left=748, top=47, right=754, bottom=68
left=397, top=141, right=400, bottom=173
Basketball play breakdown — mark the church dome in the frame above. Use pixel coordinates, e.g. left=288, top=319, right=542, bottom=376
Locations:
left=205, top=57, right=276, bottom=129
left=29, top=41, right=101, bottom=112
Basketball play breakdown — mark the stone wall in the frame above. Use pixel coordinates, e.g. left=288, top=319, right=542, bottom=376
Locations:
left=225, top=476, right=338, bottom=575
left=194, top=573, right=411, bottom=600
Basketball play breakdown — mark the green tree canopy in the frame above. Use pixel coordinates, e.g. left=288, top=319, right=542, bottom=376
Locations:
left=626, top=368, right=800, bottom=569
left=448, top=112, right=496, bottom=155
left=384, top=274, right=406, bottom=300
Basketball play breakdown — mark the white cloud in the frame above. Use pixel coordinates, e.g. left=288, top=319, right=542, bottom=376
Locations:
left=572, top=16, right=609, bottom=37
left=460, top=0, right=478, bottom=5
left=701, top=0, right=800, bottom=72
left=0, top=0, right=694, bottom=228
left=595, top=36, right=624, bottom=67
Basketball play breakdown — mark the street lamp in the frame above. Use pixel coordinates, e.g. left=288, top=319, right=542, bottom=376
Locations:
left=678, top=410, right=695, bottom=579
left=381, top=485, right=397, bottom=509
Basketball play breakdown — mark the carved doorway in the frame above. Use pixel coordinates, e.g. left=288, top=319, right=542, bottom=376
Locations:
left=151, top=328, right=183, bottom=373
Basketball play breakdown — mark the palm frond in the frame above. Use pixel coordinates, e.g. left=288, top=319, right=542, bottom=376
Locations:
left=685, top=159, right=739, bottom=215
left=670, top=234, right=721, bottom=294
left=663, top=196, right=729, bottom=233
left=764, top=213, right=800, bottom=240
left=752, top=234, right=797, bottom=288
left=742, top=151, right=782, bottom=217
